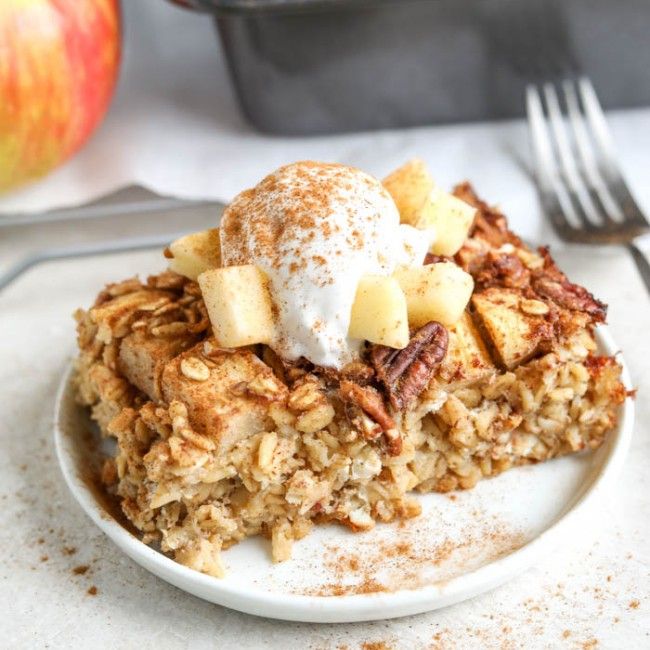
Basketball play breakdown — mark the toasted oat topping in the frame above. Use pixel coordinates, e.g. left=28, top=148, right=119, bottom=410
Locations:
left=520, top=298, right=550, bottom=316
left=180, top=357, right=210, bottom=382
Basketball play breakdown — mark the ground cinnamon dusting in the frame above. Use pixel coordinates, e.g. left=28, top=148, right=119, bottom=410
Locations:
left=221, top=162, right=358, bottom=275
left=299, top=521, right=525, bottom=597
left=72, top=565, right=89, bottom=575
left=87, top=586, right=98, bottom=596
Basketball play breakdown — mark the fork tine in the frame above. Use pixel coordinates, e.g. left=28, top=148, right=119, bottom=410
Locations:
left=561, top=79, right=623, bottom=225
left=542, top=82, right=599, bottom=230
left=526, top=85, right=555, bottom=190
left=577, top=78, right=650, bottom=230
left=577, top=78, right=619, bottom=173
left=526, top=85, right=578, bottom=239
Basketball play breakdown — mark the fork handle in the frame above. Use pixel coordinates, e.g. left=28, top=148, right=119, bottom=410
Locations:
left=627, top=239, right=650, bottom=296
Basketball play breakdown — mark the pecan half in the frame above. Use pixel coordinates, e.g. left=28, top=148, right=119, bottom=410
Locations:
left=369, top=321, right=449, bottom=410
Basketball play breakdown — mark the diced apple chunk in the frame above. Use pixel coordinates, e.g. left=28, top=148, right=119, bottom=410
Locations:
left=349, top=275, right=409, bottom=349
left=437, top=312, right=495, bottom=387
left=414, top=187, right=476, bottom=256
left=382, top=159, right=434, bottom=226
left=393, top=262, right=474, bottom=328
left=470, top=288, right=553, bottom=370
left=198, top=265, right=275, bottom=348
left=168, top=229, right=221, bottom=281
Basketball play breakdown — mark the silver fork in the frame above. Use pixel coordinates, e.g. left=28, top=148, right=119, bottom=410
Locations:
left=526, top=77, right=650, bottom=293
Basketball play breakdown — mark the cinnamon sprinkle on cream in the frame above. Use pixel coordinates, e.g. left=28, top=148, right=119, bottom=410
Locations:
left=219, top=161, right=433, bottom=368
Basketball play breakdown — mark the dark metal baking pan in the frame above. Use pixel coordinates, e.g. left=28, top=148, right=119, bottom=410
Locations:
left=169, top=0, right=650, bottom=134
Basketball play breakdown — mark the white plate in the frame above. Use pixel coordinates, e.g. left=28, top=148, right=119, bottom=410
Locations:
left=54, top=327, right=634, bottom=623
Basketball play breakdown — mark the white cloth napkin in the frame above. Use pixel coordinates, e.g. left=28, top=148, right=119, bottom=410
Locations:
left=1, top=0, right=650, bottom=246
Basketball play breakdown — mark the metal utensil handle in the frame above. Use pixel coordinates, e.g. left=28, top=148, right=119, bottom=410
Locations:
left=627, top=241, right=650, bottom=295
left=0, top=231, right=188, bottom=292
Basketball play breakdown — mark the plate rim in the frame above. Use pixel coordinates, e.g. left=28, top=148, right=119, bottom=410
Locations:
left=54, top=326, right=635, bottom=623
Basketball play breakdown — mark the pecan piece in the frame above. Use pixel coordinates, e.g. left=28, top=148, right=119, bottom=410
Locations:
left=531, top=248, right=606, bottom=321
left=453, top=182, right=522, bottom=248
left=339, top=381, right=395, bottom=432
left=317, top=360, right=375, bottom=388
left=532, top=276, right=606, bottom=322
left=339, top=381, right=401, bottom=455
left=369, top=321, right=448, bottom=410
left=470, top=251, right=530, bottom=291
left=340, top=361, right=375, bottom=384
left=423, top=252, right=452, bottom=265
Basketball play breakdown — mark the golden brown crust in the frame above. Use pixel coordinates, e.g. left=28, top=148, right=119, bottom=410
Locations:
left=454, top=184, right=606, bottom=326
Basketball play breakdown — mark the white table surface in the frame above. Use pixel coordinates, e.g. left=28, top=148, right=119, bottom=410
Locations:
left=1, top=1, right=650, bottom=648
left=1, top=221, right=649, bottom=650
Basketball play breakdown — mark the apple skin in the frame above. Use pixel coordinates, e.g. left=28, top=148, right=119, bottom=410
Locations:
left=0, top=0, right=121, bottom=193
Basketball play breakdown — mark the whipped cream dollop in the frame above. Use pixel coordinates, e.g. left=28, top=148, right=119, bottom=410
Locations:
left=219, top=161, right=433, bottom=368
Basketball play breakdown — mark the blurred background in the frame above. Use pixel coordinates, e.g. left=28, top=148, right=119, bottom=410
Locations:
left=1, top=0, right=650, bottom=246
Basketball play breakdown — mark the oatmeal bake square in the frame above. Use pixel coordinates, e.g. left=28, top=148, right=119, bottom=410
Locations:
left=74, top=161, right=625, bottom=577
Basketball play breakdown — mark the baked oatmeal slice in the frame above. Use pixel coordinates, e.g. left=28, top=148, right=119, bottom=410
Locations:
left=73, top=174, right=626, bottom=578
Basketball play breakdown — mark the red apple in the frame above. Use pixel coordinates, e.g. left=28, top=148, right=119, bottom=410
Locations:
left=0, top=0, right=120, bottom=193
